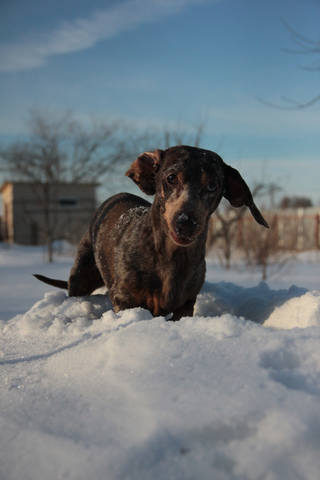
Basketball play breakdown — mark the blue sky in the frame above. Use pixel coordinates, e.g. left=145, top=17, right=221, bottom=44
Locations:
left=1, top=0, right=320, bottom=203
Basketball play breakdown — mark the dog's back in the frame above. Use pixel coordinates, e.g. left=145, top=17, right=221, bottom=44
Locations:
left=90, top=193, right=152, bottom=292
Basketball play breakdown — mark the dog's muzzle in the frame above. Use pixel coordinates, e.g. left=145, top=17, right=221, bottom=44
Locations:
left=171, top=212, right=199, bottom=246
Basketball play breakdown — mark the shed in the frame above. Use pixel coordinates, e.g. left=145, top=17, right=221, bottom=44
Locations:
left=0, top=182, right=97, bottom=245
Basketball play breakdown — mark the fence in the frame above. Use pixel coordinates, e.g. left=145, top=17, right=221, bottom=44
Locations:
left=237, top=211, right=320, bottom=251
left=209, top=209, right=320, bottom=254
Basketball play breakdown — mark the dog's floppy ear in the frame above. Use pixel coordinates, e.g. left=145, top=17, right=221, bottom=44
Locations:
left=223, top=164, right=269, bottom=228
left=126, top=149, right=163, bottom=195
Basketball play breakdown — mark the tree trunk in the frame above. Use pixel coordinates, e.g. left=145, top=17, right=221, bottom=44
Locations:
left=47, top=237, right=53, bottom=263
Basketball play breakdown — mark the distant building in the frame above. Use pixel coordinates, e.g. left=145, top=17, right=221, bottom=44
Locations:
left=0, top=182, right=97, bottom=245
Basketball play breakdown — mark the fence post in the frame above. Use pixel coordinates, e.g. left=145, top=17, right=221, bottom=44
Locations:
left=237, top=216, right=243, bottom=248
left=315, top=214, right=320, bottom=249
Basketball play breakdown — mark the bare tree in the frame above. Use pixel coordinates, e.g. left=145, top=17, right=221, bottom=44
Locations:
left=240, top=213, right=284, bottom=281
left=261, top=18, right=320, bottom=109
left=207, top=184, right=270, bottom=269
left=206, top=201, right=246, bottom=269
left=0, top=110, right=130, bottom=183
left=162, top=119, right=207, bottom=148
left=0, top=110, right=131, bottom=261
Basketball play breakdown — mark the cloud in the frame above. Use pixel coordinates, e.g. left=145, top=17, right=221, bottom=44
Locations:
left=0, top=0, right=213, bottom=72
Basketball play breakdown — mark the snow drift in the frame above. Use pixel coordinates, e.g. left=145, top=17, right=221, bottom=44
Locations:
left=1, top=246, right=320, bottom=479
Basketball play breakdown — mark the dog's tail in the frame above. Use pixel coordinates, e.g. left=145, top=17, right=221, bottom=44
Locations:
left=33, top=274, right=68, bottom=290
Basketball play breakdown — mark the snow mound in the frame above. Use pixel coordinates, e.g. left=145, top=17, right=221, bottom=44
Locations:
left=3, top=279, right=314, bottom=336
left=1, top=280, right=320, bottom=479
left=195, top=281, right=307, bottom=324
left=264, top=290, right=320, bottom=329
left=16, top=290, right=112, bottom=336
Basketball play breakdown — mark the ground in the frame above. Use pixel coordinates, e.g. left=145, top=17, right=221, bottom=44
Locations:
left=0, top=244, right=320, bottom=480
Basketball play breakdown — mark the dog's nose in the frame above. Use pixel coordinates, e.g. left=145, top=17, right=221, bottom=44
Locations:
left=176, top=212, right=197, bottom=226
left=175, top=212, right=198, bottom=237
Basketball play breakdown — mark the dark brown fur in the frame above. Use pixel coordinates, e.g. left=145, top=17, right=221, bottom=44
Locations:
left=34, top=146, right=268, bottom=320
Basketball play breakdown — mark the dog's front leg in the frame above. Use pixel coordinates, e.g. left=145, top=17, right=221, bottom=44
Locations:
left=170, top=298, right=196, bottom=321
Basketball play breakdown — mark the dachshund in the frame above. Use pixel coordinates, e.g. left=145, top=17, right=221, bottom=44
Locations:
left=34, top=145, right=268, bottom=320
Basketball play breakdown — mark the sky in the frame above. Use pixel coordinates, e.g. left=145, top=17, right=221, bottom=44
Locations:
left=0, top=0, right=320, bottom=203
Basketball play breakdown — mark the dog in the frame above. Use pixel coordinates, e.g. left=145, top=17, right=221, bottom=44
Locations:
left=34, top=145, right=268, bottom=320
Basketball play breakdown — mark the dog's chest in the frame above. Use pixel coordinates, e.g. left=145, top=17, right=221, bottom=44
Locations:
left=127, top=253, right=204, bottom=316
left=112, top=211, right=205, bottom=315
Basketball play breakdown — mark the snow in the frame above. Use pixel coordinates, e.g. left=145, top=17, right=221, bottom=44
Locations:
left=1, top=244, right=320, bottom=479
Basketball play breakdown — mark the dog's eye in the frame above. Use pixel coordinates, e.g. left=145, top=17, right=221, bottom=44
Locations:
left=167, top=173, right=178, bottom=185
left=207, top=183, right=217, bottom=193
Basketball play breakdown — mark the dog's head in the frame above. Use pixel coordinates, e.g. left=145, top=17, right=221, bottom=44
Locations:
left=126, top=145, right=268, bottom=247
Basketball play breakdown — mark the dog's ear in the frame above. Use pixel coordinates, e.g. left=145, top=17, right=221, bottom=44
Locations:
left=223, top=164, right=269, bottom=228
left=126, top=149, right=163, bottom=195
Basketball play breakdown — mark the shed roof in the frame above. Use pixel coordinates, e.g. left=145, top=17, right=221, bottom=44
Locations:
left=0, top=181, right=99, bottom=194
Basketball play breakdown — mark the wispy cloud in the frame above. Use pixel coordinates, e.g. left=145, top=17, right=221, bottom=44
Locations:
left=0, top=0, right=213, bottom=72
